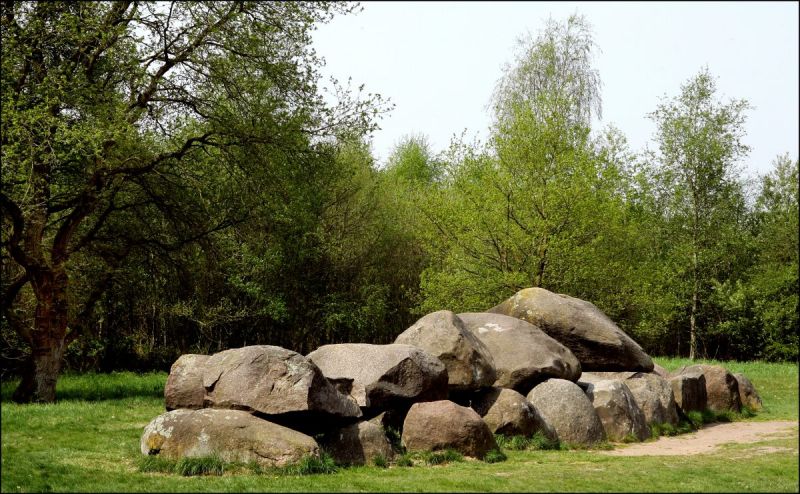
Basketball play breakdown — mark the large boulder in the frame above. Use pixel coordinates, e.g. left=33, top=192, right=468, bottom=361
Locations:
left=401, top=400, right=497, bottom=459
left=669, top=372, right=707, bottom=413
left=584, top=380, right=649, bottom=442
left=165, top=354, right=209, bottom=410
left=306, top=343, right=448, bottom=412
left=623, top=373, right=679, bottom=426
left=652, top=363, right=670, bottom=379
left=489, top=288, right=653, bottom=372
left=394, top=310, right=496, bottom=392
left=526, top=379, right=605, bottom=445
left=202, top=345, right=361, bottom=432
left=458, top=312, right=581, bottom=394
left=674, top=364, right=741, bottom=412
left=733, top=373, right=763, bottom=411
left=319, top=420, right=394, bottom=466
left=579, top=371, right=638, bottom=385
left=469, top=387, right=556, bottom=440
left=141, top=409, right=319, bottom=467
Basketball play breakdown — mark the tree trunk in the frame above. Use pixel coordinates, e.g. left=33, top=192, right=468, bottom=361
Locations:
left=534, top=236, right=549, bottom=287
left=12, top=338, right=66, bottom=403
left=689, top=250, right=698, bottom=360
left=12, top=272, right=69, bottom=403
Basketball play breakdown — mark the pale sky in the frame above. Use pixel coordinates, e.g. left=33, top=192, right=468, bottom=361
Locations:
left=312, top=1, right=799, bottom=178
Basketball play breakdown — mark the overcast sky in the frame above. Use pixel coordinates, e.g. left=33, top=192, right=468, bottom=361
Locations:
left=312, top=1, right=799, bottom=178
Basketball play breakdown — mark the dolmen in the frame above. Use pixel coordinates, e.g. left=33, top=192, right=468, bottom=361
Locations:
left=141, top=286, right=763, bottom=468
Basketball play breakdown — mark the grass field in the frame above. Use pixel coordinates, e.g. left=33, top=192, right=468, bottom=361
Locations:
left=1, top=358, right=797, bottom=492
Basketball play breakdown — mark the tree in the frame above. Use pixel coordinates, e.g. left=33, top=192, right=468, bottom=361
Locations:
left=0, top=1, right=385, bottom=402
left=416, top=15, right=639, bottom=315
left=384, top=134, right=443, bottom=185
left=648, top=67, right=751, bottom=359
left=492, top=14, right=601, bottom=130
left=751, top=154, right=799, bottom=360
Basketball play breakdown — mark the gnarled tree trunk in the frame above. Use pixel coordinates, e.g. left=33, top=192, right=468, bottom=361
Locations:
left=12, top=269, right=70, bottom=403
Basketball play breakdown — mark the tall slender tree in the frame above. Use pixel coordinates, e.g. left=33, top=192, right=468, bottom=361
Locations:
left=648, top=67, right=751, bottom=359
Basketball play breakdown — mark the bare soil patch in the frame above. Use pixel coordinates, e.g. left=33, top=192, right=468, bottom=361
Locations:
left=602, top=420, right=798, bottom=456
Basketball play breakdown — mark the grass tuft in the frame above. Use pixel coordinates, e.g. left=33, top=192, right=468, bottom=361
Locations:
left=288, top=452, right=338, bottom=475
left=175, top=455, right=225, bottom=476
left=395, top=452, right=414, bottom=467
left=246, top=459, right=263, bottom=475
left=528, top=431, right=560, bottom=450
left=483, top=448, right=507, bottom=463
left=495, top=432, right=561, bottom=451
left=419, top=449, right=464, bottom=465
left=137, top=455, right=176, bottom=474
left=372, top=454, right=388, bottom=468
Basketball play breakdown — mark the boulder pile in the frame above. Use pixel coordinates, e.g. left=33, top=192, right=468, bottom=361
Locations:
left=141, top=286, right=762, bottom=467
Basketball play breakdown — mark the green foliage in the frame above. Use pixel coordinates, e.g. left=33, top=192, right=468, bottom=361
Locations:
left=528, top=431, right=561, bottom=450
left=372, top=454, right=388, bottom=468
left=646, top=67, right=753, bottom=359
left=395, top=453, right=414, bottom=467
left=385, top=134, right=443, bottom=185
left=483, top=448, right=508, bottom=463
left=382, top=425, right=403, bottom=453
left=137, top=455, right=177, bottom=474
left=288, top=453, right=339, bottom=475
left=1, top=5, right=796, bottom=404
left=649, top=422, right=677, bottom=438
left=494, top=432, right=560, bottom=451
left=416, top=449, right=464, bottom=465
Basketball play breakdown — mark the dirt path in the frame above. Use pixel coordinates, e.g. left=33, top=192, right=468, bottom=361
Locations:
left=602, top=420, right=798, bottom=456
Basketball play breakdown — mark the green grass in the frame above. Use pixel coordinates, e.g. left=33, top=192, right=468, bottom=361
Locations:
left=1, top=360, right=797, bottom=492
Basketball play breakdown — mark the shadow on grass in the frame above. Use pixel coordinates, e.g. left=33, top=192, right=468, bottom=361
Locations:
left=0, top=371, right=167, bottom=402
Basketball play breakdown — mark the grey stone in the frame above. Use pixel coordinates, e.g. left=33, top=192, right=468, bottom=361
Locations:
left=306, top=343, right=448, bottom=412
left=395, top=310, right=496, bottom=392
left=579, top=371, right=638, bottom=385
left=401, top=400, right=498, bottom=458
left=733, top=373, right=762, bottom=411
left=623, top=373, right=679, bottom=426
left=585, top=379, right=649, bottom=442
left=164, top=354, right=208, bottom=410
left=652, top=363, right=670, bottom=379
left=202, top=345, right=361, bottom=433
left=141, top=409, right=319, bottom=467
left=320, top=420, right=394, bottom=466
left=458, top=312, right=581, bottom=394
left=674, top=364, right=741, bottom=412
left=669, top=372, right=707, bottom=413
left=526, top=378, right=605, bottom=445
left=489, top=288, right=653, bottom=372
left=470, top=387, right=556, bottom=440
